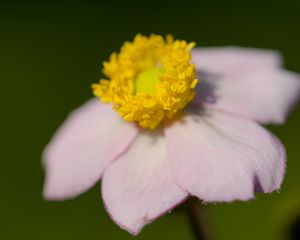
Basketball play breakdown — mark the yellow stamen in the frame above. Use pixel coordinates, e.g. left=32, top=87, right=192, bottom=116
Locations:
left=92, top=34, right=198, bottom=129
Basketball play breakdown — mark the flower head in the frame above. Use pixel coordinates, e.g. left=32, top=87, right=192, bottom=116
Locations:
left=43, top=34, right=300, bottom=235
left=92, top=34, right=198, bottom=129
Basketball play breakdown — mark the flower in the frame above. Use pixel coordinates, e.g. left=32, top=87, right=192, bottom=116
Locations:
left=43, top=34, right=300, bottom=235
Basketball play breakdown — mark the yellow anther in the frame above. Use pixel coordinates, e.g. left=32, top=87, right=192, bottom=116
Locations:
left=92, top=34, right=198, bottom=129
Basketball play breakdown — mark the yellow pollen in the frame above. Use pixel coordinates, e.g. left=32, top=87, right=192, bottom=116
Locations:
left=92, top=34, right=198, bottom=129
left=135, top=67, right=164, bottom=94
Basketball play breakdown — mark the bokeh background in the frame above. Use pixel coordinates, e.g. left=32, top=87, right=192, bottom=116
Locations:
left=1, top=1, right=300, bottom=239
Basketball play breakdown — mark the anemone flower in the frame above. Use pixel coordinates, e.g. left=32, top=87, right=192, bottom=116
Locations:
left=43, top=34, right=300, bottom=235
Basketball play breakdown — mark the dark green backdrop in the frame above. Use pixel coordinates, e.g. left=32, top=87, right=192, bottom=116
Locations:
left=1, top=1, right=300, bottom=239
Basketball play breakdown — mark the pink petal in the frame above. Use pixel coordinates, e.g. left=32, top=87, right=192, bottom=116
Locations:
left=164, top=108, right=286, bottom=202
left=192, top=47, right=282, bottom=73
left=192, top=47, right=300, bottom=124
left=43, top=98, right=138, bottom=200
left=101, top=131, right=188, bottom=235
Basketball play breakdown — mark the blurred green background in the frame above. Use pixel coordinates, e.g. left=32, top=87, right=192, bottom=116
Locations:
left=1, top=1, right=300, bottom=239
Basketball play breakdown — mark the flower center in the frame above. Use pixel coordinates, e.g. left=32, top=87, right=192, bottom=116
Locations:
left=92, top=34, right=198, bottom=129
left=135, top=67, right=164, bottom=94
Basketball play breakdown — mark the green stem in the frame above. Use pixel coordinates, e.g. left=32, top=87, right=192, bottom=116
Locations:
left=185, top=198, right=208, bottom=240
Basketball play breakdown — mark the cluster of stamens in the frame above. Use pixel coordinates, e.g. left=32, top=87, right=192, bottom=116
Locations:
left=92, top=34, right=198, bottom=129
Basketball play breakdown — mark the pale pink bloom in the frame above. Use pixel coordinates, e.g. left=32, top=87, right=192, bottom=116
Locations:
left=43, top=47, right=300, bottom=235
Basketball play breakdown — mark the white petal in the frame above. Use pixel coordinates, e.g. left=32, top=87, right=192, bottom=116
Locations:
left=165, top=108, right=286, bottom=202
left=43, top=98, right=138, bottom=200
left=192, top=47, right=281, bottom=73
left=192, top=47, right=300, bottom=124
left=102, top=131, right=188, bottom=235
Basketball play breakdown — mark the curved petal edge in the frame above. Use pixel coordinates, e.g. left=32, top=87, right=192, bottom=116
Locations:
left=165, top=108, right=286, bottom=202
left=101, top=131, right=188, bottom=234
left=43, top=98, right=138, bottom=200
